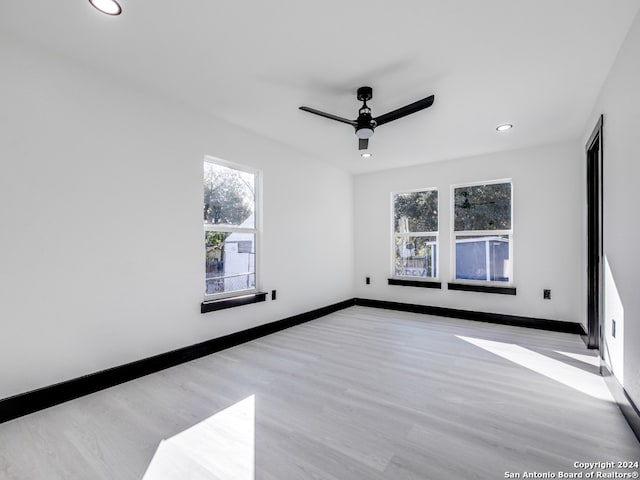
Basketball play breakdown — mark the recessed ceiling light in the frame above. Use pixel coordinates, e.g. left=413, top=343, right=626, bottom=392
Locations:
left=496, top=124, right=513, bottom=132
left=89, top=0, right=122, bottom=15
left=361, top=152, right=372, bottom=158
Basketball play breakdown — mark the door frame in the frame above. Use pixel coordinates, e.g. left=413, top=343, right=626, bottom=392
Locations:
left=586, top=115, right=603, bottom=350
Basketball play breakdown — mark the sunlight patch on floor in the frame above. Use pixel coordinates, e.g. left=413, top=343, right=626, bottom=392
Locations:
left=457, top=336, right=613, bottom=402
left=142, top=395, right=255, bottom=480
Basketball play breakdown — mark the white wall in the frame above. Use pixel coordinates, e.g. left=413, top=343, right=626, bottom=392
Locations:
left=584, top=11, right=640, bottom=406
left=354, top=141, right=584, bottom=324
left=0, top=36, right=354, bottom=400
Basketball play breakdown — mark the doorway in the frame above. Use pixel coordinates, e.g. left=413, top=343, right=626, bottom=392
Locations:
left=586, top=115, right=603, bottom=350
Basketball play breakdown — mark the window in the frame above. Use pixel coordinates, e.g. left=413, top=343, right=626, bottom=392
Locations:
left=392, top=189, right=438, bottom=280
left=204, top=158, right=259, bottom=299
left=452, top=180, right=512, bottom=283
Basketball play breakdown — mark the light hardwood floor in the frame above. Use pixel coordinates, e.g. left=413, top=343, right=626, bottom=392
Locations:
left=0, top=306, right=638, bottom=479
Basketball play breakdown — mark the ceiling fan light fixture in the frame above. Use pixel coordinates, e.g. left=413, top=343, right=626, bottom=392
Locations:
left=356, top=127, right=374, bottom=139
left=496, top=123, right=513, bottom=132
left=89, top=0, right=122, bottom=15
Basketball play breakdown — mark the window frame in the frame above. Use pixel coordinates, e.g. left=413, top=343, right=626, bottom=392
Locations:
left=390, top=187, right=440, bottom=282
left=450, top=178, right=513, bottom=286
left=203, top=156, right=261, bottom=302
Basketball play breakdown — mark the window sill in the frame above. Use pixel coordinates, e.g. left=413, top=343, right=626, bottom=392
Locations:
left=448, top=283, right=516, bottom=295
left=201, top=292, right=267, bottom=313
left=388, top=278, right=442, bottom=289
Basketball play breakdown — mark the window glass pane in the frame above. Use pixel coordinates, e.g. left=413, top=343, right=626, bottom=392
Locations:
left=393, top=190, right=438, bottom=233
left=394, top=235, right=437, bottom=278
left=204, top=162, right=255, bottom=227
left=205, top=231, right=256, bottom=295
left=455, top=235, right=510, bottom=282
left=454, top=183, right=511, bottom=231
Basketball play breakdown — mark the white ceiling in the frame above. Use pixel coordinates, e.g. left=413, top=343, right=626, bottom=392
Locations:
left=1, top=1, right=638, bottom=174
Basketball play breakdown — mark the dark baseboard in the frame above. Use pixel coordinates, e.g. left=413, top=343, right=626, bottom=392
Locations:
left=602, top=364, right=640, bottom=443
left=0, top=298, right=356, bottom=424
left=354, top=298, right=585, bottom=334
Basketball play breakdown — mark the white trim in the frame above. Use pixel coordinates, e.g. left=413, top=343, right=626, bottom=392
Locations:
left=454, top=230, right=511, bottom=237
left=204, top=155, right=259, bottom=176
left=204, top=225, right=258, bottom=234
left=394, top=231, right=439, bottom=237
left=450, top=177, right=512, bottom=190
left=391, top=186, right=438, bottom=195
left=204, top=287, right=258, bottom=302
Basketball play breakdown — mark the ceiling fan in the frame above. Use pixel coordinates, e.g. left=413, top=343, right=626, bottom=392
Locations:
left=299, top=86, right=435, bottom=150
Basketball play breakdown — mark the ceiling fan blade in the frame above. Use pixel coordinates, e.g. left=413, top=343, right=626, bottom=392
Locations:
left=374, top=95, right=434, bottom=127
left=299, top=106, right=357, bottom=126
left=359, top=138, right=369, bottom=150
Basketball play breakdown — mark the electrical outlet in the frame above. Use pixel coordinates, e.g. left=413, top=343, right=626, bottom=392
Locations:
left=543, top=289, right=551, bottom=300
left=366, top=277, right=370, bottom=285
left=271, top=290, right=277, bottom=301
